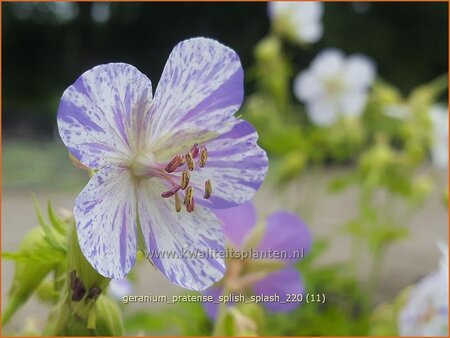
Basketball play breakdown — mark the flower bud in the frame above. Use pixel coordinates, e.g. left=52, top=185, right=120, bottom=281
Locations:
left=93, top=295, right=124, bottom=336
left=255, top=36, right=282, bottom=64
left=44, top=224, right=115, bottom=335
left=410, top=176, right=433, bottom=204
left=2, top=227, right=56, bottom=326
left=67, top=222, right=110, bottom=293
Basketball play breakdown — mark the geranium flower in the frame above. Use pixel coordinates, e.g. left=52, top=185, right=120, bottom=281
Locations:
left=429, top=104, right=448, bottom=168
left=398, top=242, right=448, bottom=336
left=268, top=1, right=324, bottom=44
left=203, top=202, right=312, bottom=318
left=294, top=48, right=376, bottom=126
left=57, top=38, right=268, bottom=290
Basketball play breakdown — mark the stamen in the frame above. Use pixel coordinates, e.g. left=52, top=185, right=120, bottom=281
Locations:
left=161, top=185, right=181, bottom=198
left=180, top=170, right=190, bottom=190
left=190, top=143, right=200, bottom=158
left=160, top=145, right=209, bottom=214
left=204, top=179, right=212, bottom=199
left=199, top=146, right=208, bottom=168
left=186, top=197, right=195, bottom=213
left=178, top=156, right=186, bottom=167
left=165, top=154, right=183, bottom=173
left=184, top=186, right=194, bottom=206
left=185, top=152, right=195, bottom=171
left=174, top=192, right=181, bottom=212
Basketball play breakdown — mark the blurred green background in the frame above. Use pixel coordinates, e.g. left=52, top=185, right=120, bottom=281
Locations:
left=2, top=2, right=447, bottom=191
left=3, top=2, right=448, bottom=137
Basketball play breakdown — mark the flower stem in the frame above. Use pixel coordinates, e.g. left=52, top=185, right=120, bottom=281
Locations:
left=367, top=248, right=384, bottom=305
left=212, top=287, right=231, bottom=336
left=349, top=236, right=362, bottom=277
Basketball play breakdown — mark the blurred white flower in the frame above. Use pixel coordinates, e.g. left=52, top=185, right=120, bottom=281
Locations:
left=109, top=278, right=132, bottom=299
left=294, top=49, right=375, bottom=127
left=398, top=242, right=448, bottom=336
left=429, top=104, right=449, bottom=168
left=268, top=1, right=324, bottom=44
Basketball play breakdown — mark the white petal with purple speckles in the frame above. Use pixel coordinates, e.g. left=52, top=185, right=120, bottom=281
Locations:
left=148, top=38, right=243, bottom=146
left=137, top=179, right=225, bottom=291
left=74, top=165, right=138, bottom=279
left=189, top=120, right=268, bottom=209
left=57, top=63, right=153, bottom=169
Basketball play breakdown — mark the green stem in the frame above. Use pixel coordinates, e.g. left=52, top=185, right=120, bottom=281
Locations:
left=212, top=287, right=231, bottom=336
left=349, top=236, right=362, bottom=277
left=367, top=249, right=384, bottom=306
left=43, top=292, right=71, bottom=335
left=1, top=296, right=23, bottom=326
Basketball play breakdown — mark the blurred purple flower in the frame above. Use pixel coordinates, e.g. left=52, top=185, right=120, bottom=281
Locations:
left=109, top=278, right=133, bottom=299
left=57, top=38, right=268, bottom=290
left=203, top=202, right=312, bottom=319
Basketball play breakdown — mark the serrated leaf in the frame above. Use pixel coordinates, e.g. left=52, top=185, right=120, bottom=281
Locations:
left=47, top=200, right=67, bottom=235
left=33, top=196, right=66, bottom=252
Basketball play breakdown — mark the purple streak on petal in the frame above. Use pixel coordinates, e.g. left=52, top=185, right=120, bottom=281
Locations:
left=253, top=267, right=304, bottom=312
left=207, top=119, right=256, bottom=155
left=59, top=99, right=105, bottom=133
left=148, top=38, right=244, bottom=144
left=178, top=67, right=243, bottom=126
left=137, top=179, right=225, bottom=291
left=74, top=165, right=137, bottom=279
left=257, top=211, right=312, bottom=263
left=113, top=94, right=130, bottom=148
left=203, top=286, right=224, bottom=320
left=57, top=63, right=153, bottom=168
left=213, top=202, right=257, bottom=248
left=119, top=206, right=129, bottom=271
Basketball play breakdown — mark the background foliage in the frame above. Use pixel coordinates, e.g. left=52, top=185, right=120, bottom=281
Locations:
left=2, top=2, right=447, bottom=138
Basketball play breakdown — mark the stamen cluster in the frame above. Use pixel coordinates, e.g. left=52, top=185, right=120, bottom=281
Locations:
left=161, top=143, right=212, bottom=213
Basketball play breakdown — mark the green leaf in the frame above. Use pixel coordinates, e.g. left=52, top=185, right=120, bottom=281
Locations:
left=328, top=173, right=357, bottom=192
left=298, top=237, right=329, bottom=268
left=47, top=200, right=67, bottom=235
left=368, top=224, right=409, bottom=253
left=33, top=196, right=66, bottom=252
left=342, top=219, right=366, bottom=237
left=2, top=227, right=58, bottom=326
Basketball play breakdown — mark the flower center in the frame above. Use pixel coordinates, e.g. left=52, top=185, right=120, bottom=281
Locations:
left=130, top=143, right=212, bottom=213
left=223, top=258, right=267, bottom=293
left=324, top=76, right=345, bottom=96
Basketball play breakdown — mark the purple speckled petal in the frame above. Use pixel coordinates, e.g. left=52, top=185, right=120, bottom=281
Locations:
left=213, top=202, right=257, bottom=249
left=74, top=165, right=137, bottom=279
left=203, top=286, right=224, bottom=320
left=137, top=179, right=225, bottom=291
left=57, top=63, right=153, bottom=169
left=148, top=37, right=244, bottom=146
left=189, top=119, right=268, bottom=209
left=257, top=211, right=312, bottom=263
left=253, top=267, right=304, bottom=312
